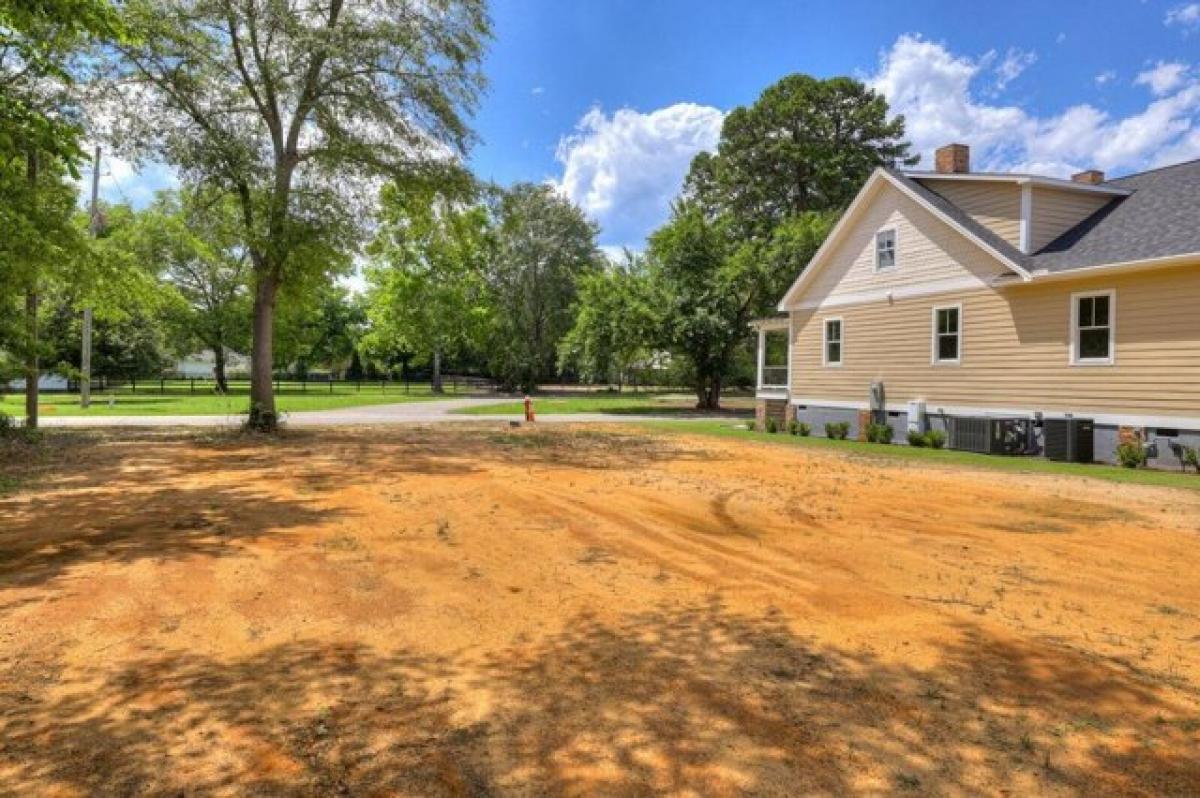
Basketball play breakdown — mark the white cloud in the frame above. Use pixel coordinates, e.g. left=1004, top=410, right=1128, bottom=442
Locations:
left=1165, top=3, right=1200, bottom=30
left=553, top=103, right=724, bottom=247
left=75, top=148, right=179, bottom=209
left=1095, top=70, right=1117, bottom=86
left=992, top=47, right=1037, bottom=92
left=1135, top=61, right=1190, bottom=95
left=1055, top=32, right=1067, bottom=44
left=598, top=244, right=637, bottom=264
left=531, top=86, right=545, bottom=96
left=870, top=34, right=1200, bottom=176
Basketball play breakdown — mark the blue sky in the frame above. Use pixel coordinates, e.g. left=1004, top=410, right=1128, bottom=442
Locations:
left=102, top=0, right=1200, bottom=252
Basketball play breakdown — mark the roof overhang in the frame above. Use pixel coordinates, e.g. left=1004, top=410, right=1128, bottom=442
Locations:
left=993, top=251, right=1200, bottom=287
left=778, top=168, right=1031, bottom=311
left=903, top=171, right=1133, bottom=197
left=749, top=316, right=790, bottom=331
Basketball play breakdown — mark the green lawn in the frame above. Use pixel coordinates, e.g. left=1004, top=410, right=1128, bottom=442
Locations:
left=454, top=391, right=755, bottom=416
left=643, top=419, right=1200, bottom=491
left=0, top=380, right=449, bottom=417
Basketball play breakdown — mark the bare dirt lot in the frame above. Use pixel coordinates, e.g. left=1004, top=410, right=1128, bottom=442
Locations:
left=2, top=425, right=1198, bottom=796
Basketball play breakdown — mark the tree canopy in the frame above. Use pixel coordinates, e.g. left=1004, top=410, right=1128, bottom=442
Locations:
left=697, top=74, right=916, bottom=235
left=557, top=251, right=660, bottom=390
left=486, top=183, right=603, bottom=391
left=365, top=177, right=493, bottom=392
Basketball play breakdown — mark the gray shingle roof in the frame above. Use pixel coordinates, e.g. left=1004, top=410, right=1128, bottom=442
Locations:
left=1029, top=158, right=1200, bottom=273
left=899, top=160, right=1200, bottom=276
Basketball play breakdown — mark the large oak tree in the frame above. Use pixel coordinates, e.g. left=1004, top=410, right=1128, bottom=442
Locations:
left=102, top=0, right=490, bottom=428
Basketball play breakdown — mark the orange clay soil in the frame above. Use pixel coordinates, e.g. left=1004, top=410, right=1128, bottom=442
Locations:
left=1, top=425, right=1198, bottom=796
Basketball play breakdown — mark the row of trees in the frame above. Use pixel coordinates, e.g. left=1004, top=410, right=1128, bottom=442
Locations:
left=3, top=0, right=918, bottom=424
left=365, top=76, right=919, bottom=410
left=364, top=180, right=604, bottom=393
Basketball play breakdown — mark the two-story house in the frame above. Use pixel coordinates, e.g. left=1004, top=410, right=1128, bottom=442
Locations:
left=753, top=144, right=1200, bottom=466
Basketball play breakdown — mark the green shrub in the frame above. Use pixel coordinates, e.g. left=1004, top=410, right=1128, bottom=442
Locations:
left=926, top=429, right=947, bottom=449
left=824, top=421, right=850, bottom=440
left=745, top=420, right=755, bottom=432
left=0, top=413, right=13, bottom=434
left=797, top=422, right=811, bottom=437
left=907, top=430, right=928, bottom=447
left=1116, top=441, right=1148, bottom=469
left=764, top=417, right=778, bottom=434
left=787, top=420, right=799, bottom=435
left=866, top=423, right=894, bottom=444
left=1181, top=445, right=1200, bottom=473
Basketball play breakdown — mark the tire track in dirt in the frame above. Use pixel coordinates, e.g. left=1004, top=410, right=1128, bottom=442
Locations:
left=515, top=482, right=876, bottom=607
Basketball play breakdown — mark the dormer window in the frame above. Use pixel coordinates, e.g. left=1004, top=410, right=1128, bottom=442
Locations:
left=875, top=229, right=896, bottom=271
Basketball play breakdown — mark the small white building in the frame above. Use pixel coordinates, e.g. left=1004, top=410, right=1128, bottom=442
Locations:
left=6, top=373, right=70, bottom=392
left=174, top=349, right=250, bottom=379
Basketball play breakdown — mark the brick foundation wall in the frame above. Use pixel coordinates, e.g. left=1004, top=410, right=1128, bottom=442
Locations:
left=755, top=398, right=789, bottom=429
left=856, top=409, right=873, bottom=441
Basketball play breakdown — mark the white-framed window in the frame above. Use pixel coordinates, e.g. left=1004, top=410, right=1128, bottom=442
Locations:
left=823, top=317, right=843, bottom=366
left=875, top=228, right=896, bottom=271
left=931, top=304, right=962, bottom=365
left=1070, top=290, right=1115, bottom=365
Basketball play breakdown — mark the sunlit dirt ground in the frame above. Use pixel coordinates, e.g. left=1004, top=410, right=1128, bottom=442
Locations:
left=1, top=425, right=1198, bottom=796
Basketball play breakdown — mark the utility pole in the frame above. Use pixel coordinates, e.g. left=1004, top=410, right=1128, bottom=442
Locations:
left=81, top=146, right=100, bottom=409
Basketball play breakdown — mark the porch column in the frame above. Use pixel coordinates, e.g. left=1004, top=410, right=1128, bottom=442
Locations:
left=756, top=328, right=765, bottom=390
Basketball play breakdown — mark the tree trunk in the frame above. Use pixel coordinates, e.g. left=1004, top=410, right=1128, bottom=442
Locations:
left=431, top=349, right=443, bottom=393
left=694, top=373, right=722, bottom=411
left=24, top=291, right=38, bottom=429
left=212, top=344, right=229, bottom=394
left=247, top=271, right=279, bottom=430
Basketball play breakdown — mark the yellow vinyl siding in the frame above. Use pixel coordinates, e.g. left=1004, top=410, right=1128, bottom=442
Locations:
left=1029, top=186, right=1112, bottom=252
left=802, top=181, right=1009, bottom=306
left=790, top=264, right=1200, bottom=416
left=920, top=180, right=1022, bottom=248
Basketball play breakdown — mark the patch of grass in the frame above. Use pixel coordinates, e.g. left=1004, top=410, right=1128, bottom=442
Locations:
left=639, top=420, right=1200, bottom=491
left=455, top=391, right=753, bottom=417
left=0, top=381, right=449, bottom=417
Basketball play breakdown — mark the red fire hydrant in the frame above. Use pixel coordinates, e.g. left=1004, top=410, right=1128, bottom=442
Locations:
left=523, top=395, right=536, bottom=423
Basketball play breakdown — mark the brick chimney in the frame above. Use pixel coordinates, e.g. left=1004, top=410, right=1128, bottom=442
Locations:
left=935, top=143, right=970, bottom=174
left=1072, top=169, right=1105, bottom=185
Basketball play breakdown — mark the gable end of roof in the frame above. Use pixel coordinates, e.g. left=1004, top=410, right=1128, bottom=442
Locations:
left=777, top=168, right=1031, bottom=310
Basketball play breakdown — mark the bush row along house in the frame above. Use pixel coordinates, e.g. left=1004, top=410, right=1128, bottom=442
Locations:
left=753, top=143, right=1200, bottom=467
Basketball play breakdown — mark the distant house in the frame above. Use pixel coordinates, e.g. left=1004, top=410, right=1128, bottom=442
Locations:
left=5, top=373, right=69, bottom=392
left=173, top=349, right=250, bottom=379
left=754, top=143, right=1200, bottom=466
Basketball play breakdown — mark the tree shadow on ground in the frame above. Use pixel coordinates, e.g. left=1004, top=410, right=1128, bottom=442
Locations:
left=0, top=427, right=718, bottom=592
left=0, top=432, right=346, bottom=592
left=3, top=599, right=1196, bottom=796
left=0, top=482, right=337, bottom=591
